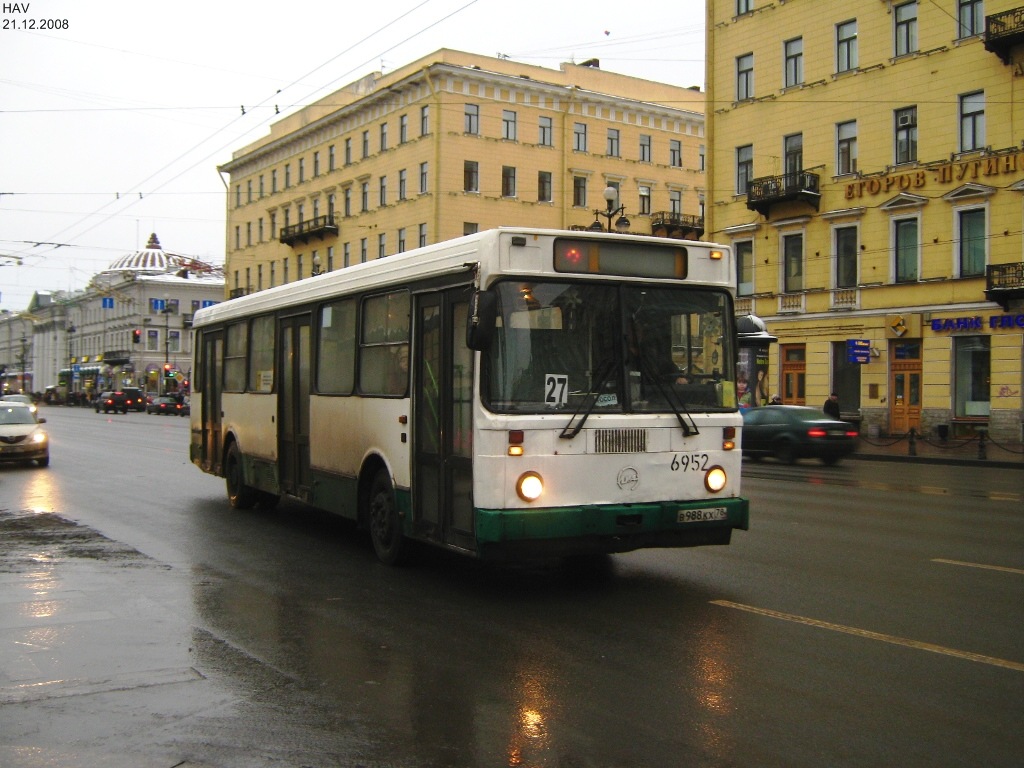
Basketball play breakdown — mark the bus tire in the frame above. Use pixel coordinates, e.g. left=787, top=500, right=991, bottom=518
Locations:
left=368, top=469, right=405, bottom=565
left=225, top=442, right=258, bottom=509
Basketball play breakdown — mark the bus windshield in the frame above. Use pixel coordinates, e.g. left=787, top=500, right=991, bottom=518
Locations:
left=483, top=280, right=737, bottom=414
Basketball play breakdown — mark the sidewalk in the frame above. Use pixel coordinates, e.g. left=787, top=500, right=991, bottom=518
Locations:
left=851, top=430, right=1024, bottom=468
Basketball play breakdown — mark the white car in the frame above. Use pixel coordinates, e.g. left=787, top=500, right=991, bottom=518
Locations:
left=0, top=393, right=37, bottom=414
left=0, top=401, right=49, bottom=467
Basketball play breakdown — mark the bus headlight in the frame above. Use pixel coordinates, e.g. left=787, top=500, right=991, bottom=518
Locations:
left=704, top=466, right=727, bottom=493
left=516, top=471, right=544, bottom=502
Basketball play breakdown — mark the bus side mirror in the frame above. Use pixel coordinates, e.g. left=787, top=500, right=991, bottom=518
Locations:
left=466, top=290, right=497, bottom=351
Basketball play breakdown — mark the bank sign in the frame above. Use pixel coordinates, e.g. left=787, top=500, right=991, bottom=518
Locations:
left=930, top=313, right=1024, bottom=332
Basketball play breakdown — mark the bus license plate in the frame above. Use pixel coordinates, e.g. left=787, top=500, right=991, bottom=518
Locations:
left=678, top=507, right=728, bottom=523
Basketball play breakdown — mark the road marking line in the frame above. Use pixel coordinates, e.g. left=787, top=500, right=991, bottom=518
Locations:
left=932, top=558, right=1024, bottom=576
left=711, top=600, right=1024, bottom=673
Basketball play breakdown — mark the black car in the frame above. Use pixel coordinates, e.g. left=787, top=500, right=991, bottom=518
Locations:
left=741, top=405, right=858, bottom=465
left=146, top=396, right=182, bottom=415
left=95, top=391, right=129, bottom=414
left=122, top=387, right=148, bottom=412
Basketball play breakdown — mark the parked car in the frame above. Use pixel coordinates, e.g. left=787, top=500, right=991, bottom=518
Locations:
left=95, top=391, right=129, bottom=414
left=0, top=401, right=49, bottom=467
left=0, top=393, right=37, bottom=414
left=122, top=387, right=148, bottom=412
left=146, top=395, right=182, bottom=415
left=741, top=405, right=858, bottom=465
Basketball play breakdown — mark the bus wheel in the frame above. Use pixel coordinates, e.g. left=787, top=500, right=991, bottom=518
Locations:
left=368, top=469, right=405, bottom=565
left=225, top=442, right=257, bottom=509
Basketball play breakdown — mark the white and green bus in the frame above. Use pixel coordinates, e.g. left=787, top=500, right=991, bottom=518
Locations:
left=190, top=228, right=749, bottom=564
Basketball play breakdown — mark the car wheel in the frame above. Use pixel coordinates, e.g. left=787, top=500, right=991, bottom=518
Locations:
left=821, top=455, right=841, bottom=466
left=774, top=440, right=797, bottom=465
left=368, top=469, right=406, bottom=565
left=36, top=455, right=49, bottom=468
left=225, top=442, right=258, bottom=509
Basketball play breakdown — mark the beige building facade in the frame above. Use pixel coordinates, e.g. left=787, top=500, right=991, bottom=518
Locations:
left=706, top=0, right=1024, bottom=442
left=219, top=49, right=707, bottom=297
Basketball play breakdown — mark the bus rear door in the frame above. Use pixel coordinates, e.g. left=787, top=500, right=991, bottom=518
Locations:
left=279, top=314, right=312, bottom=499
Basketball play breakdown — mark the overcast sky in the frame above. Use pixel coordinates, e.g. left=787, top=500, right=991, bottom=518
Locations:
left=0, top=0, right=706, bottom=312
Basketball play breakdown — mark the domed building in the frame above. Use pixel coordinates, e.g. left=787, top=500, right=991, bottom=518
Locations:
left=1, top=234, right=225, bottom=402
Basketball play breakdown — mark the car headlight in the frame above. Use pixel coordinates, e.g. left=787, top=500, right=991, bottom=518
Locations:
left=31, top=431, right=47, bottom=444
left=704, top=465, right=727, bottom=493
left=516, top=471, right=544, bottom=502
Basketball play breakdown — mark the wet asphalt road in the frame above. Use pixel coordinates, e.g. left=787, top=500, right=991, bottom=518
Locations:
left=1, top=406, right=1022, bottom=767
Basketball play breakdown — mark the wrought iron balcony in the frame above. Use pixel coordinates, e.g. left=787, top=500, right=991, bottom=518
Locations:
left=650, top=212, right=704, bottom=240
left=746, top=171, right=821, bottom=216
left=984, top=6, right=1024, bottom=64
left=279, top=214, right=339, bottom=246
left=228, top=287, right=248, bottom=299
left=985, top=262, right=1024, bottom=310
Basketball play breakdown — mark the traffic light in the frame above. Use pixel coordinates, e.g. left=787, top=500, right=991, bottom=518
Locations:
left=132, top=329, right=141, bottom=344
left=164, top=364, right=173, bottom=377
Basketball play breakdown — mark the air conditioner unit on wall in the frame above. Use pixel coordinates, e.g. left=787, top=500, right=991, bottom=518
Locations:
left=897, top=114, right=913, bottom=128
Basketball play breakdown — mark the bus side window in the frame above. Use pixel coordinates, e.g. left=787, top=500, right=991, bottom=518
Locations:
left=318, top=300, right=356, bottom=394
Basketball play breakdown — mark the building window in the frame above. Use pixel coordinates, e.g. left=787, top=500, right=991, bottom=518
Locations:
left=539, top=116, right=553, bottom=147
left=502, top=110, right=517, bottom=141
left=957, top=207, right=986, bottom=277
left=361, top=130, right=370, bottom=158
left=669, top=189, right=681, bottom=215
left=465, top=104, right=479, bottom=135
left=258, top=217, right=264, bottom=242
left=397, top=228, right=406, bottom=252
left=271, top=169, right=278, bottom=193
left=380, top=122, right=388, bottom=152
left=894, top=217, right=919, bottom=283
left=639, top=134, right=651, bottom=163
left=312, top=199, right=319, bottom=219
left=895, top=106, right=917, bottom=164
left=284, top=164, right=291, bottom=188
left=343, top=243, right=350, bottom=268
left=343, top=187, right=352, bottom=217
left=538, top=171, right=552, bottom=203
left=959, top=91, right=985, bottom=152
left=420, top=105, right=430, bottom=136
left=669, top=140, right=682, bottom=168
left=399, top=114, right=408, bottom=143
left=736, top=240, right=754, bottom=296
left=837, top=121, right=857, bottom=175
left=360, top=238, right=367, bottom=263
left=736, top=144, right=753, bottom=195
left=379, top=175, right=387, bottom=206
left=464, top=161, right=479, bottom=193
left=573, top=176, right=587, bottom=207
left=958, top=0, right=983, bottom=37
left=313, top=151, right=320, bottom=177
left=736, top=53, right=754, bottom=101
left=360, top=181, right=369, bottom=212
left=298, top=158, right=305, bottom=183
left=344, top=138, right=352, bottom=165
left=783, top=233, right=803, bottom=293
left=464, top=222, right=479, bottom=236
left=501, top=166, right=516, bottom=198
left=607, top=128, right=620, bottom=157
left=737, top=0, right=752, bottom=14
left=270, top=212, right=277, bottom=238
left=638, top=185, right=651, bottom=215
left=784, top=133, right=802, bottom=176
left=954, top=336, right=990, bottom=418
left=259, top=174, right=264, bottom=198
left=834, top=225, right=858, bottom=288
left=894, top=1, right=918, bottom=57
left=246, top=180, right=252, bottom=203
left=784, top=37, right=803, bottom=88
left=378, top=233, right=386, bottom=259
left=836, top=19, right=858, bottom=73
left=419, top=223, right=427, bottom=247
left=699, top=144, right=705, bottom=171
left=573, top=122, right=587, bottom=152
left=398, top=169, right=407, bottom=200
left=328, top=145, right=335, bottom=171
left=419, top=162, right=428, bottom=194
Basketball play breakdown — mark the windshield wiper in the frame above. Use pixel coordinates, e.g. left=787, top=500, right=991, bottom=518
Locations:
left=559, top=358, right=617, bottom=440
left=634, top=356, right=700, bottom=437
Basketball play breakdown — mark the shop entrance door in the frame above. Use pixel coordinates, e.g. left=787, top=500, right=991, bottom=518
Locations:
left=889, top=340, right=921, bottom=434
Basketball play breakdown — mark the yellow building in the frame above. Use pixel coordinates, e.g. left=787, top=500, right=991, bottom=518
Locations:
left=706, top=0, right=1024, bottom=443
left=219, top=49, right=706, bottom=293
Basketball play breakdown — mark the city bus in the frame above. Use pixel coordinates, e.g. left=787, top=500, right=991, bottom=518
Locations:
left=189, top=228, right=749, bottom=564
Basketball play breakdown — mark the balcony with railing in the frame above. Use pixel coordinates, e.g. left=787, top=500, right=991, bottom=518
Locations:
left=985, top=262, right=1024, bottom=310
left=279, top=214, right=339, bottom=246
left=984, top=6, right=1024, bottom=64
left=746, top=171, right=821, bottom=216
left=650, top=212, right=704, bottom=240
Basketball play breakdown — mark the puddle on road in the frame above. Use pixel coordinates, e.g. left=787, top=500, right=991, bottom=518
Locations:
left=0, top=509, right=152, bottom=571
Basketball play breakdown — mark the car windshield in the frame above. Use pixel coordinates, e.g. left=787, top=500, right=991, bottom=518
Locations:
left=0, top=406, right=37, bottom=425
left=482, top=280, right=737, bottom=415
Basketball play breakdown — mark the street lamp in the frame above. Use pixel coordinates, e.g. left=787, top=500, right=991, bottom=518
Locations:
left=161, top=295, right=171, bottom=395
left=311, top=253, right=323, bottom=276
left=590, top=185, right=631, bottom=233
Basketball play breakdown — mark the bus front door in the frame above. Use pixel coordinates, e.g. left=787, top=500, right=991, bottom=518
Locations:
left=279, top=315, right=312, bottom=499
left=414, top=288, right=475, bottom=552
